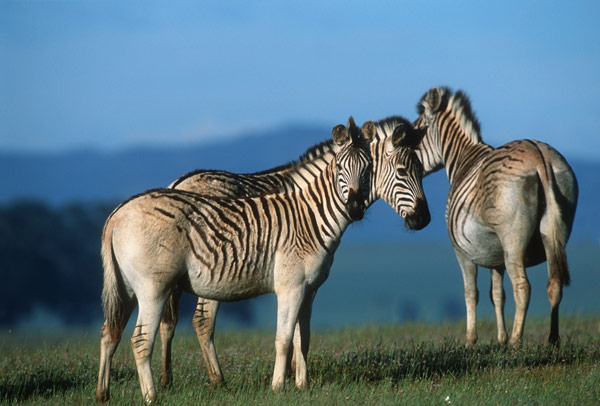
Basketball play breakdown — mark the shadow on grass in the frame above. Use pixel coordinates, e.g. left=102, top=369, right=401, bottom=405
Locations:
left=309, top=337, right=600, bottom=385
left=0, top=361, right=137, bottom=403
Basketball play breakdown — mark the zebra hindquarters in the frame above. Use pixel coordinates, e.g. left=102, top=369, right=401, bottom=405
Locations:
left=534, top=141, right=578, bottom=345
left=476, top=144, right=544, bottom=345
left=97, top=217, right=137, bottom=404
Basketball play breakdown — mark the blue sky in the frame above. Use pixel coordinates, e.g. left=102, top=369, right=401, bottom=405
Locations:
left=1, top=1, right=599, bottom=160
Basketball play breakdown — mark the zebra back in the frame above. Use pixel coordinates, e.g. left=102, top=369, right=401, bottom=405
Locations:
left=168, top=139, right=335, bottom=197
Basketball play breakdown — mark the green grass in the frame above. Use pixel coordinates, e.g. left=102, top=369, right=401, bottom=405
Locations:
left=1, top=317, right=599, bottom=405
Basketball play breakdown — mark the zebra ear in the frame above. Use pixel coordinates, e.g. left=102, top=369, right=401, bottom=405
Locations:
left=391, top=123, right=407, bottom=149
left=392, top=123, right=425, bottom=150
left=426, top=87, right=442, bottom=112
left=332, top=124, right=349, bottom=146
left=361, top=121, right=376, bottom=143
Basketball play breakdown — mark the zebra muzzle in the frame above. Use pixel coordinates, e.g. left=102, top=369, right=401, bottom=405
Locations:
left=404, top=197, right=431, bottom=230
left=347, top=189, right=366, bottom=221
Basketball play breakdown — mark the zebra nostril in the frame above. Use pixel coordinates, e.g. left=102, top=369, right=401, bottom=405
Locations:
left=400, top=210, right=407, bottom=219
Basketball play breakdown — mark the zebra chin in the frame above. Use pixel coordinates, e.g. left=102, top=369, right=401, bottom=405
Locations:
left=403, top=198, right=431, bottom=230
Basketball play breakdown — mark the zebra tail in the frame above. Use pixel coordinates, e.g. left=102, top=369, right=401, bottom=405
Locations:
left=101, top=218, right=127, bottom=337
left=538, top=161, right=571, bottom=287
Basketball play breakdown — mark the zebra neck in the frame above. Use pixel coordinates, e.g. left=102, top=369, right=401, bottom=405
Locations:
left=443, top=144, right=491, bottom=184
left=438, top=125, right=492, bottom=185
left=278, top=161, right=355, bottom=251
left=280, top=154, right=334, bottom=192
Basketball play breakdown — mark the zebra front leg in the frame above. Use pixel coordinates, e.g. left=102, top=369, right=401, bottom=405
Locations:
left=272, top=286, right=305, bottom=391
left=192, top=298, right=224, bottom=385
left=132, top=296, right=167, bottom=404
left=504, top=255, right=531, bottom=346
left=489, top=268, right=508, bottom=344
left=159, top=288, right=181, bottom=388
left=293, top=291, right=316, bottom=389
left=456, top=254, right=479, bottom=346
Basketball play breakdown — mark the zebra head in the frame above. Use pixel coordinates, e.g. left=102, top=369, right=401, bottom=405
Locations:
left=332, top=116, right=374, bottom=221
left=364, top=120, right=431, bottom=230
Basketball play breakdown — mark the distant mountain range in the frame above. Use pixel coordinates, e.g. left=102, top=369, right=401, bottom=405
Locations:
left=1, top=124, right=598, bottom=243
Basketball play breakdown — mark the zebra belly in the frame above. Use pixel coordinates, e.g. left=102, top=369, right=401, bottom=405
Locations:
left=453, top=217, right=505, bottom=268
left=184, top=259, right=275, bottom=301
left=453, top=218, right=547, bottom=269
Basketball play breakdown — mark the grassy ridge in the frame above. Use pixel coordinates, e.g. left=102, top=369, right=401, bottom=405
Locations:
left=1, top=317, right=599, bottom=405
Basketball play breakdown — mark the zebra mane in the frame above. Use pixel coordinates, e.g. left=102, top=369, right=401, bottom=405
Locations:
left=297, top=138, right=334, bottom=162
left=417, top=87, right=482, bottom=144
left=375, top=115, right=416, bottom=139
left=251, top=138, right=334, bottom=175
left=172, top=138, right=334, bottom=184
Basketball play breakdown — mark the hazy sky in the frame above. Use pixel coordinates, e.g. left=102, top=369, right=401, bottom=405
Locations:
left=1, top=1, right=599, bottom=159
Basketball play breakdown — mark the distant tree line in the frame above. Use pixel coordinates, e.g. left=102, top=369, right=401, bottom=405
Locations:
left=0, top=200, right=111, bottom=325
left=0, top=200, right=254, bottom=327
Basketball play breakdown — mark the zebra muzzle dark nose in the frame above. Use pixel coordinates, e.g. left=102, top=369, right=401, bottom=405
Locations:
left=404, top=197, right=431, bottom=230
left=347, top=189, right=366, bottom=221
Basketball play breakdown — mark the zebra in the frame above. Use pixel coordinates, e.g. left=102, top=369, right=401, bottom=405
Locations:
left=158, top=116, right=431, bottom=388
left=414, top=86, right=578, bottom=346
left=160, top=139, right=336, bottom=388
left=95, top=117, right=430, bottom=403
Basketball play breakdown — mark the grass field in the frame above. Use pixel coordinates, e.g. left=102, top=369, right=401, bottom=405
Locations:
left=1, top=317, right=599, bottom=405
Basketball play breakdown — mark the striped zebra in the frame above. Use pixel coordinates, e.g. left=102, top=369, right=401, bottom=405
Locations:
left=414, top=87, right=578, bottom=346
left=158, top=116, right=431, bottom=388
left=160, top=139, right=336, bottom=387
left=96, top=118, right=429, bottom=403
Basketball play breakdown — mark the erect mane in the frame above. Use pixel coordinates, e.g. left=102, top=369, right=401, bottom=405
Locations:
left=172, top=138, right=334, bottom=184
left=297, top=138, right=334, bottom=162
left=417, top=87, right=482, bottom=144
left=251, top=138, right=333, bottom=175
left=374, top=115, right=414, bottom=139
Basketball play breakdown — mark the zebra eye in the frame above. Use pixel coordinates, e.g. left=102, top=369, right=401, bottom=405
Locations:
left=397, top=167, right=408, bottom=177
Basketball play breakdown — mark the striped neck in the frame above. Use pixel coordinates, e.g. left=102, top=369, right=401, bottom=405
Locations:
left=417, top=90, right=492, bottom=184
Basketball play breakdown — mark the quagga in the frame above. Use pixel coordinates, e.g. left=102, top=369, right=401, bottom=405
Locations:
left=159, top=139, right=336, bottom=387
left=95, top=118, right=429, bottom=403
left=414, top=86, right=578, bottom=346
left=158, top=117, right=431, bottom=388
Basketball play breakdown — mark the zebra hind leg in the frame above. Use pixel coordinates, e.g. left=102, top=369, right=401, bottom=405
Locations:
left=504, top=255, right=531, bottom=346
left=132, top=295, right=168, bottom=404
left=96, top=297, right=135, bottom=404
left=456, top=254, right=479, bottom=346
left=160, top=288, right=182, bottom=388
left=489, top=267, right=508, bottom=345
left=193, top=298, right=224, bottom=386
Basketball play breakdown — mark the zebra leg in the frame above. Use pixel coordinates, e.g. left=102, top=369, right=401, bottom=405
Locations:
left=489, top=268, right=508, bottom=344
left=272, top=286, right=305, bottom=391
left=456, top=253, right=479, bottom=346
left=132, top=295, right=168, bottom=404
left=192, top=298, right=224, bottom=385
left=293, top=291, right=316, bottom=389
left=159, top=288, right=182, bottom=388
left=504, top=255, right=531, bottom=346
left=96, top=298, right=135, bottom=404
